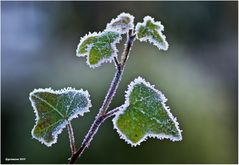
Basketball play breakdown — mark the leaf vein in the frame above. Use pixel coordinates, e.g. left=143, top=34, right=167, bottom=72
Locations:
left=32, top=94, right=65, bottom=118
left=66, top=93, right=77, bottom=116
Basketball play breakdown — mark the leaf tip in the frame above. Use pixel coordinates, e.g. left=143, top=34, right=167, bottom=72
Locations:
left=106, top=12, right=135, bottom=34
left=76, top=31, right=99, bottom=57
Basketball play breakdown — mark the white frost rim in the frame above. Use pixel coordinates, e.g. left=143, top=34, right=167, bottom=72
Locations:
left=112, top=76, right=182, bottom=147
left=76, top=30, right=122, bottom=69
left=106, top=12, right=135, bottom=34
left=29, top=87, right=92, bottom=147
left=135, top=16, right=169, bottom=51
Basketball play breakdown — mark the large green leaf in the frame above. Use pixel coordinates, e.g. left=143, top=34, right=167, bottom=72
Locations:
left=113, top=77, right=182, bottom=146
left=135, top=16, right=169, bottom=51
left=106, top=12, right=134, bottom=34
left=29, top=87, right=91, bottom=147
left=76, top=31, right=121, bottom=68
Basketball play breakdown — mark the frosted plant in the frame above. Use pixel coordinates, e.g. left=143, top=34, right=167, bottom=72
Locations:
left=29, top=12, right=182, bottom=164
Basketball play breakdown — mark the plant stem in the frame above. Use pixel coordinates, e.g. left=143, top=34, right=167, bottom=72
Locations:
left=69, top=30, right=136, bottom=164
left=66, top=121, right=76, bottom=155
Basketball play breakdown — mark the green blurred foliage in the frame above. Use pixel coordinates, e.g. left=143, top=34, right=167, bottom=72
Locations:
left=1, top=1, right=238, bottom=164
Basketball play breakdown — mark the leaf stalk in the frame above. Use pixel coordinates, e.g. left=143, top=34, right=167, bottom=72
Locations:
left=66, top=121, right=76, bottom=155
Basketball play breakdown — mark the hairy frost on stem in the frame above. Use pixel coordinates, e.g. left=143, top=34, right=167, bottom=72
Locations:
left=29, top=87, right=92, bottom=147
left=76, top=30, right=122, bottom=69
left=135, top=16, right=169, bottom=51
left=112, top=77, right=182, bottom=147
left=106, top=12, right=135, bottom=34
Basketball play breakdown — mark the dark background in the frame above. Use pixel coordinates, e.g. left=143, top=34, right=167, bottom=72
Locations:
left=1, top=1, right=238, bottom=164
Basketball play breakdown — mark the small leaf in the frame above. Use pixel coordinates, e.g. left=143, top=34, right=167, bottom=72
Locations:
left=113, top=77, right=182, bottom=146
left=106, top=12, right=135, bottom=34
left=135, top=16, right=169, bottom=51
left=76, top=31, right=121, bottom=68
left=29, top=87, right=92, bottom=147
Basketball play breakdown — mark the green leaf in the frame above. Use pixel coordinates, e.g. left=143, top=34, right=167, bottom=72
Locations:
left=76, top=31, right=121, bottom=68
left=135, top=16, right=169, bottom=51
left=113, top=77, right=182, bottom=146
left=29, top=87, right=91, bottom=147
left=106, top=12, right=135, bottom=34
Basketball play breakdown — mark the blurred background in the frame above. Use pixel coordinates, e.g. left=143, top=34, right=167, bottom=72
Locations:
left=1, top=1, right=238, bottom=164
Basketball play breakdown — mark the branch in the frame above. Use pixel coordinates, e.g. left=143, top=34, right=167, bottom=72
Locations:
left=121, top=29, right=136, bottom=65
left=103, top=107, right=120, bottom=119
left=113, top=57, right=121, bottom=70
left=69, top=30, right=136, bottom=164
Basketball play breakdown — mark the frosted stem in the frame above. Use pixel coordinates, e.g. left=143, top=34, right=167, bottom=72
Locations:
left=113, top=57, right=120, bottom=69
left=66, top=121, right=76, bottom=155
left=104, top=107, right=120, bottom=119
left=69, top=30, right=136, bottom=164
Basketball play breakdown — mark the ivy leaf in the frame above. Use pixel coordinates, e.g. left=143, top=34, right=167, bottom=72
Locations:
left=106, top=12, right=135, bottom=34
left=135, top=16, right=169, bottom=51
left=76, top=31, right=121, bottom=68
left=29, top=87, right=92, bottom=147
left=113, top=77, right=182, bottom=146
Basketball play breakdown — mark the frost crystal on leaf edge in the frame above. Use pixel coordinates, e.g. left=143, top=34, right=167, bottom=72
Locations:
left=135, top=16, right=169, bottom=51
left=29, top=87, right=92, bottom=147
left=106, top=12, right=135, bottom=34
left=112, top=77, right=182, bottom=147
left=76, top=30, right=122, bottom=69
